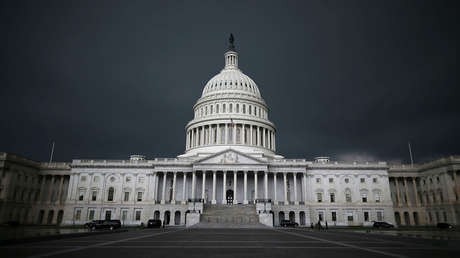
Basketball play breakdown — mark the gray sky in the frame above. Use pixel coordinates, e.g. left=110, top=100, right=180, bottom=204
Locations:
left=1, top=0, right=458, bottom=164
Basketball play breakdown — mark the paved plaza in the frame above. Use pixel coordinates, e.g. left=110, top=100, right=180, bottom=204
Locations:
left=2, top=228, right=460, bottom=258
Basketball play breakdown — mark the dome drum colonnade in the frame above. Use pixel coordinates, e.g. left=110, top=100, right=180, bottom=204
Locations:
left=183, top=37, right=276, bottom=156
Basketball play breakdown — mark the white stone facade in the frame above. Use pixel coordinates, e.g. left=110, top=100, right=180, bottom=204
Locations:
left=0, top=37, right=457, bottom=227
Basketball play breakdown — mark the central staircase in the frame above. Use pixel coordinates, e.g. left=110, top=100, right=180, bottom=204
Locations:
left=196, top=204, right=265, bottom=228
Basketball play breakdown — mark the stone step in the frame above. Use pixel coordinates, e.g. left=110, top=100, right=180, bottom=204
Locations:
left=198, top=204, right=263, bottom=228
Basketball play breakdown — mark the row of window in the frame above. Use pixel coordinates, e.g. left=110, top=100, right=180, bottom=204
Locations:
left=78, top=187, right=144, bottom=202
left=316, top=191, right=382, bottom=203
left=207, top=79, right=257, bottom=93
left=316, top=177, right=379, bottom=184
left=315, top=210, right=384, bottom=222
left=79, top=175, right=145, bottom=184
left=195, top=102, right=267, bottom=119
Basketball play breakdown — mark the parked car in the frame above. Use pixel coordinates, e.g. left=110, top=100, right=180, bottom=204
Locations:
left=147, top=219, right=162, bottom=228
left=85, top=220, right=121, bottom=230
left=280, top=220, right=298, bottom=227
left=372, top=221, right=395, bottom=228
left=437, top=223, right=454, bottom=229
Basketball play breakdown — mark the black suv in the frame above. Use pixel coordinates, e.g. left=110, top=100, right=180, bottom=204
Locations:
left=85, top=220, right=121, bottom=230
left=373, top=221, right=395, bottom=228
left=280, top=220, right=298, bottom=227
left=147, top=219, right=162, bottom=228
left=437, top=223, right=454, bottom=229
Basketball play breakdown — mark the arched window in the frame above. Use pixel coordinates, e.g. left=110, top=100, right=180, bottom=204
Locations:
left=216, top=104, right=219, bottom=113
left=243, top=105, right=246, bottom=114
left=229, top=104, right=233, bottom=113
left=108, top=187, right=114, bottom=201
left=360, top=190, right=368, bottom=203
left=236, top=104, right=239, bottom=113
left=249, top=106, right=252, bottom=115
left=223, top=104, right=226, bottom=113
left=210, top=105, right=213, bottom=114
left=205, top=106, right=208, bottom=115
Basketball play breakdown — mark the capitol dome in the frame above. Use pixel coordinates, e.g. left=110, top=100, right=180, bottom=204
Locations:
left=180, top=34, right=278, bottom=158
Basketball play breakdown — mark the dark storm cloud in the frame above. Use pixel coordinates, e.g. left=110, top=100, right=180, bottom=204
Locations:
left=1, top=0, right=458, bottom=164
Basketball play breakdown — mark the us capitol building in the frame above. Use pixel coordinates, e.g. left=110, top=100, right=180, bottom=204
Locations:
left=1, top=36, right=459, bottom=227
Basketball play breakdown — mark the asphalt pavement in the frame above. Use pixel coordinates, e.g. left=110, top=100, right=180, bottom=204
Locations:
left=2, top=227, right=460, bottom=258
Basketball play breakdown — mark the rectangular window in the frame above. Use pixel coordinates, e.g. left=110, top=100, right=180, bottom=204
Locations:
left=364, top=212, right=369, bottom=222
left=124, top=192, right=130, bottom=202
left=79, top=191, right=85, bottom=201
left=330, top=193, right=335, bottom=203
left=122, top=210, right=128, bottom=221
left=377, top=211, right=383, bottom=221
left=91, top=191, right=97, bottom=201
left=360, top=178, right=365, bottom=183
left=135, top=210, right=141, bottom=221
left=362, top=196, right=367, bottom=203
left=375, top=193, right=381, bottom=203
left=332, top=212, right=337, bottom=222
left=137, top=192, right=143, bottom=202
left=348, top=215, right=353, bottom=221
left=329, top=178, right=333, bottom=183
left=88, top=210, right=95, bottom=220
left=373, top=178, right=377, bottom=183
left=317, top=193, right=322, bottom=203
left=75, top=210, right=81, bottom=221
left=316, top=178, right=320, bottom=183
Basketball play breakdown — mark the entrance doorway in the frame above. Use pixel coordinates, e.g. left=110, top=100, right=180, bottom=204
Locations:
left=226, top=189, right=234, bottom=204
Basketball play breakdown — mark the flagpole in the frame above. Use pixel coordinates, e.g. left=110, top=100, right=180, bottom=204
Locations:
left=48, top=141, right=55, bottom=166
left=408, top=141, right=414, bottom=167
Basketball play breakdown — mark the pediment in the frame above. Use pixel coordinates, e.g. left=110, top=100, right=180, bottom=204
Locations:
left=195, top=149, right=265, bottom=165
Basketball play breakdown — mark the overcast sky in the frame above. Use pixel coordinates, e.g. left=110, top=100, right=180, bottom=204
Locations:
left=1, top=0, right=458, bottom=164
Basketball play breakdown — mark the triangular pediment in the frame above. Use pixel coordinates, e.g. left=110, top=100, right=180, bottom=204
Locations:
left=194, top=149, right=266, bottom=165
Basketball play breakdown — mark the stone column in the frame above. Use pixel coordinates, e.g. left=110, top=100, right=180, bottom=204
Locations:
left=283, top=173, right=288, bottom=204
left=202, top=171, right=206, bottom=202
left=56, top=175, right=64, bottom=204
left=153, top=172, right=158, bottom=202
left=303, top=173, right=307, bottom=204
left=412, top=177, right=420, bottom=206
left=47, top=176, right=55, bottom=203
left=208, top=126, right=212, bottom=145
left=262, top=128, right=266, bottom=148
left=274, top=173, right=278, bottom=205
left=453, top=171, right=460, bottom=202
left=161, top=172, right=167, bottom=204
left=233, top=171, right=238, bottom=204
left=212, top=171, right=217, bottom=204
left=38, top=175, right=47, bottom=203
left=293, top=173, right=298, bottom=205
left=191, top=171, right=196, bottom=200
left=171, top=172, right=177, bottom=204
left=403, top=177, right=411, bottom=207
left=242, top=124, right=246, bottom=144
left=264, top=171, right=268, bottom=199
left=273, top=133, right=276, bottom=151
left=217, top=124, right=221, bottom=144
left=182, top=173, right=187, bottom=204
left=233, top=123, right=236, bottom=144
left=394, top=177, right=402, bottom=207
left=225, top=124, right=228, bottom=144
left=65, top=174, right=74, bottom=201
left=254, top=171, right=258, bottom=202
left=250, top=125, right=253, bottom=145
left=222, top=171, right=227, bottom=204
left=243, top=171, right=248, bottom=204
